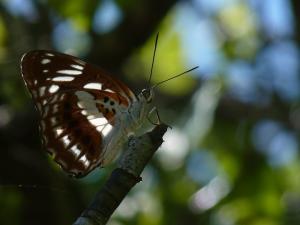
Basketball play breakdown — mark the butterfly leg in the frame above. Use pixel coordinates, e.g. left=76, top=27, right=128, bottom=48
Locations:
left=147, top=107, right=161, bottom=125
left=147, top=107, right=173, bottom=129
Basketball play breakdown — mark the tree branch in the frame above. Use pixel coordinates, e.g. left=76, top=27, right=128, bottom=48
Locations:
left=73, top=124, right=168, bottom=225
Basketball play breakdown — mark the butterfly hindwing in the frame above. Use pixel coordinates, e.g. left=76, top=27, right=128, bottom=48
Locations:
left=21, top=50, right=136, bottom=177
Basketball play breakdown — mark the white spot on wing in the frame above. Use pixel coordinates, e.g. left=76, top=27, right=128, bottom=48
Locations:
left=43, top=69, right=49, bottom=73
left=87, top=115, right=96, bottom=120
left=102, top=124, right=113, bottom=136
left=45, top=53, right=54, bottom=57
left=79, top=155, right=87, bottom=162
left=62, top=135, right=71, bottom=147
left=55, top=127, right=63, bottom=137
left=84, top=160, right=90, bottom=167
left=76, top=92, right=97, bottom=111
left=79, top=155, right=90, bottom=168
left=39, top=86, right=46, bottom=96
left=41, top=58, right=50, bottom=64
left=81, top=110, right=88, bottom=115
left=76, top=91, right=110, bottom=128
left=57, top=69, right=82, bottom=75
left=71, top=64, right=84, bottom=70
left=104, top=88, right=115, bottom=93
left=52, top=76, right=75, bottom=82
left=49, top=85, right=59, bottom=93
left=77, top=101, right=99, bottom=111
left=96, top=125, right=105, bottom=132
left=89, top=117, right=108, bottom=126
left=76, top=91, right=93, bottom=99
left=84, top=83, right=102, bottom=90
left=70, top=145, right=80, bottom=157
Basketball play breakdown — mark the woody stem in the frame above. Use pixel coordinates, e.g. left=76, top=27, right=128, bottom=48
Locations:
left=73, top=124, right=168, bottom=225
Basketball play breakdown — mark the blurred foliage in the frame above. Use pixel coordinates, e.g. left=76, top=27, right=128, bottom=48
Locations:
left=0, top=0, right=299, bottom=225
left=48, top=0, right=98, bottom=30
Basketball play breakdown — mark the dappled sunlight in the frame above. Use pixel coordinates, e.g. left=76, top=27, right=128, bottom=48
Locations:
left=0, top=0, right=299, bottom=224
left=176, top=10, right=225, bottom=76
left=123, top=16, right=197, bottom=95
left=52, top=20, right=91, bottom=55
left=218, top=3, right=257, bottom=39
left=184, top=81, right=222, bottom=146
left=256, top=41, right=300, bottom=102
left=93, top=0, right=122, bottom=34
left=250, top=0, right=294, bottom=37
left=252, top=120, right=299, bottom=167
left=186, top=151, right=219, bottom=184
left=2, top=0, right=38, bottom=21
left=227, top=60, right=265, bottom=104
left=48, top=1, right=98, bottom=30
left=114, top=190, right=163, bottom=223
left=189, top=176, right=230, bottom=212
left=157, top=127, right=189, bottom=170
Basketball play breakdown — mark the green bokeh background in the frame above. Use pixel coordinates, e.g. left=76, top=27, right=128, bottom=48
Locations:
left=0, top=0, right=299, bottom=225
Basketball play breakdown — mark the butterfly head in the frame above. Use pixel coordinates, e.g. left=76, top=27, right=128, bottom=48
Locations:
left=140, top=88, right=154, bottom=103
left=128, top=87, right=154, bottom=126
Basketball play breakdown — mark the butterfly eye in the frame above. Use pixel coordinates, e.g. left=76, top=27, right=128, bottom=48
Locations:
left=141, top=89, right=152, bottom=103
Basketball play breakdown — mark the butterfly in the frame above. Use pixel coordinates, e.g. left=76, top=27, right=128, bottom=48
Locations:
left=21, top=50, right=157, bottom=178
left=21, top=34, right=198, bottom=178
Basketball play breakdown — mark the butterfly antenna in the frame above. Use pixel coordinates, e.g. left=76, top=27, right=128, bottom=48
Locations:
left=148, top=33, right=159, bottom=87
left=152, top=66, right=199, bottom=88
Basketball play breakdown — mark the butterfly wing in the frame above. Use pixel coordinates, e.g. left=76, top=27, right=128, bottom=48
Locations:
left=21, top=50, right=137, bottom=177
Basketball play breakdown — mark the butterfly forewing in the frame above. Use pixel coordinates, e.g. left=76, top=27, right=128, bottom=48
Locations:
left=21, top=50, right=136, bottom=177
left=21, top=50, right=136, bottom=103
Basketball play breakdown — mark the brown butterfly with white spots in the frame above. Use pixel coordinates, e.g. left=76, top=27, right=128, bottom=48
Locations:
left=21, top=36, right=198, bottom=178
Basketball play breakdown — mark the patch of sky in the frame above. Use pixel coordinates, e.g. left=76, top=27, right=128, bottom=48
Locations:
left=252, top=120, right=298, bottom=167
left=186, top=150, right=219, bottom=184
left=3, top=0, right=38, bottom=22
left=227, top=60, right=270, bottom=105
left=256, top=41, right=300, bottom=102
left=93, top=0, right=122, bottom=34
left=248, top=0, right=294, bottom=37
left=174, top=3, right=226, bottom=77
left=192, top=0, right=237, bottom=15
left=52, top=20, right=91, bottom=55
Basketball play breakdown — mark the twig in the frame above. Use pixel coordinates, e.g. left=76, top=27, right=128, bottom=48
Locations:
left=73, top=124, right=168, bottom=225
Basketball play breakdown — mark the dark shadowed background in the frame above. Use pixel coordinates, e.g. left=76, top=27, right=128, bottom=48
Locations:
left=0, top=0, right=299, bottom=225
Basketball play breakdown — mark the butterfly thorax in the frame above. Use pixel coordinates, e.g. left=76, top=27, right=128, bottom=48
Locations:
left=100, top=88, right=154, bottom=166
left=126, top=88, right=154, bottom=130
